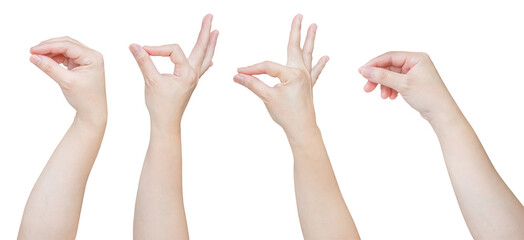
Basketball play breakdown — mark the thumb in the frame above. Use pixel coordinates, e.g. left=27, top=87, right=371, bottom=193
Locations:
left=30, top=55, right=69, bottom=84
left=234, top=74, right=272, bottom=101
left=359, top=66, right=405, bottom=92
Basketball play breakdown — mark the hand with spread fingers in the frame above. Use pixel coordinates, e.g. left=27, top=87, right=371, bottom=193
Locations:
left=235, top=15, right=360, bottom=240
left=130, top=14, right=219, bottom=130
left=234, top=14, right=329, bottom=137
left=130, top=14, right=219, bottom=240
left=19, top=37, right=107, bottom=240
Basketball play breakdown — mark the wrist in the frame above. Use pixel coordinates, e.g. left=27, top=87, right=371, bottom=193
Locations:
left=74, top=111, right=107, bottom=130
left=150, top=121, right=182, bottom=136
left=284, top=123, right=322, bottom=147
left=427, top=106, right=466, bottom=133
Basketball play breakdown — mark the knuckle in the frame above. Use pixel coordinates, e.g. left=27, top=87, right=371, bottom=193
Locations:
left=261, top=61, right=272, bottom=68
left=60, top=79, right=73, bottom=89
left=135, top=53, right=148, bottom=64
left=92, top=51, right=104, bottom=63
left=375, top=69, right=387, bottom=81
left=259, top=89, right=272, bottom=102
left=243, top=78, right=253, bottom=89
left=171, top=44, right=182, bottom=52
left=184, top=69, right=199, bottom=86
left=288, top=69, right=304, bottom=79
left=385, top=51, right=397, bottom=56
left=303, top=48, right=313, bottom=55
left=40, top=60, right=53, bottom=73
left=188, top=69, right=198, bottom=80
left=418, top=52, right=430, bottom=59
left=399, top=76, right=413, bottom=91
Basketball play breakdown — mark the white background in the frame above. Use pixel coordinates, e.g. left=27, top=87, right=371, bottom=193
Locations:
left=1, top=0, right=523, bottom=239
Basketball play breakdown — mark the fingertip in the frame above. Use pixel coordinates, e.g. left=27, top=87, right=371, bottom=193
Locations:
left=380, top=87, right=387, bottom=99
left=29, top=45, right=44, bottom=53
left=202, top=14, right=213, bottom=26
left=296, top=14, right=303, bottom=21
left=390, top=90, right=399, bottom=100
left=129, top=43, right=141, bottom=55
left=29, top=55, right=42, bottom=66
left=363, top=82, right=375, bottom=93
left=324, top=55, right=330, bottom=62
left=310, top=23, right=318, bottom=32
left=360, top=66, right=372, bottom=78
left=233, top=74, right=245, bottom=84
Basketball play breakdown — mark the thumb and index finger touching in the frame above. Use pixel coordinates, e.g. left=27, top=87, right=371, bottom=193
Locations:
left=129, top=14, right=219, bottom=79
left=30, top=39, right=94, bottom=84
left=359, top=51, right=420, bottom=93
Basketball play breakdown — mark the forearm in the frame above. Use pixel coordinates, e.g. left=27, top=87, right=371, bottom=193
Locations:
left=134, top=125, right=188, bottom=240
left=287, top=126, right=359, bottom=240
left=18, top=116, right=106, bottom=240
left=431, top=110, right=524, bottom=239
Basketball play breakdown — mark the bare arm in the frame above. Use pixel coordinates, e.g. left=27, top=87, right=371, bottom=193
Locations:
left=431, top=109, right=524, bottom=239
left=18, top=37, right=107, bottom=240
left=235, top=14, right=360, bottom=240
left=130, top=14, right=218, bottom=240
left=288, top=127, right=359, bottom=239
left=359, top=51, right=524, bottom=239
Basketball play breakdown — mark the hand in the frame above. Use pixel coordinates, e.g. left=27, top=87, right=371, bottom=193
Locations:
left=130, top=14, right=219, bottom=130
left=358, top=52, right=459, bottom=123
left=30, top=37, right=107, bottom=126
left=234, top=14, right=329, bottom=136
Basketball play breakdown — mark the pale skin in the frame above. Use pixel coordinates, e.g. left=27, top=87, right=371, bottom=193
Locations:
left=359, top=51, right=524, bottom=240
left=234, top=15, right=360, bottom=240
left=18, top=37, right=107, bottom=240
left=130, top=14, right=218, bottom=240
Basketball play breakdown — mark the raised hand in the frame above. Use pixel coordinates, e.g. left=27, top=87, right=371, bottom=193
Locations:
left=130, top=14, right=219, bottom=130
left=235, top=15, right=360, bottom=240
left=30, top=36, right=107, bottom=126
left=130, top=14, right=219, bottom=240
left=19, top=37, right=107, bottom=240
left=234, top=14, right=329, bottom=136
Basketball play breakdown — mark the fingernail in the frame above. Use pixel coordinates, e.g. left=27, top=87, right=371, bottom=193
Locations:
left=233, top=74, right=245, bottom=84
left=312, top=24, right=318, bottom=33
left=325, top=56, right=330, bottom=62
left=298, top=14, right=303, bottom=21
left=360, top=67, right=372, bottom=78
left=130, top=44, right=140, bottom=55
left=237, top=67, right=246, bottom=72
left=30, top=55, right=42, bottom=66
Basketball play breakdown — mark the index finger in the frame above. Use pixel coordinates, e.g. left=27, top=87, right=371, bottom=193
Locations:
left=30, top=41, right=93, bottom=66
left=237, top=61, right=289, bottom=82
left=361, top=51, right=419, bottom=73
